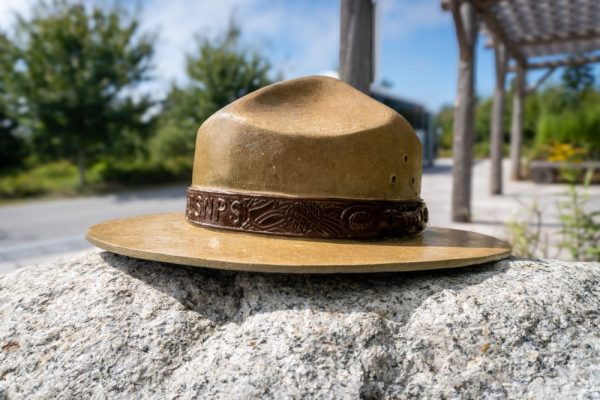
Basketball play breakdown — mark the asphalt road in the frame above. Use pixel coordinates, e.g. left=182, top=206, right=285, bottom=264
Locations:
left=0, top=185, right=186, bottom=273
left=2, top=159, right=598, bottom=274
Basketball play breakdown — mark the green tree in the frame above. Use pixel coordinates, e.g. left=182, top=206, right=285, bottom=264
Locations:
left=0, top=32, right=26, bottom=171
left=11, top=0, right=155, bottom=186
left=474, top=97, right=492, bottom=156
left=434, top=96, right=511, bottom=158
left=433, top=104, right=454, bottom=154
left=562, top=63, right=595, bottom=94
left=152, top=21, right=272, bottom=171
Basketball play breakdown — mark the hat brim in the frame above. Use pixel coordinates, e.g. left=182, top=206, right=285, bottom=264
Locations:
left=86, top=213, right=511, bottom=274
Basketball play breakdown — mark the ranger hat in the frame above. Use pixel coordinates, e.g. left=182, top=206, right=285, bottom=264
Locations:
left=87, top=76, right=510, bottom=273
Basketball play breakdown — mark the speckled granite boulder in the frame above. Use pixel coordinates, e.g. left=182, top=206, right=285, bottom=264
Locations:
left=0, top=252, right=599, bottom=399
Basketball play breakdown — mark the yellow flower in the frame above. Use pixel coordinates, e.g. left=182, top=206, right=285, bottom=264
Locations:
left=546, top=142, right=586, bottom=163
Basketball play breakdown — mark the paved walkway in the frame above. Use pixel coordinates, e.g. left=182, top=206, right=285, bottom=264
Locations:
left=422, top=159, right=599, bottom=259
left=1, top=158, right=598, bottom=274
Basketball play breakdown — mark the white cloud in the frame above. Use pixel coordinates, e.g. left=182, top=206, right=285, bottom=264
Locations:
left=141, top=0, right=249, bottom=86
left=141, top=0, right=339, bottom=86
left=0, top=0, right=35, bottom=30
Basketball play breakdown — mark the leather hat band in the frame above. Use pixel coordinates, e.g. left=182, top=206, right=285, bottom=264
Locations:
left=186, top=187, right=428, bottom=240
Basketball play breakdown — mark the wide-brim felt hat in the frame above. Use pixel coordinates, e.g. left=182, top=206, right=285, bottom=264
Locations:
left=87, top=76, right=510, bottom=273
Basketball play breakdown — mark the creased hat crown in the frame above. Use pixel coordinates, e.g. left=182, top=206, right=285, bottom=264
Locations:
left=192, top=76, right=422, bottom=201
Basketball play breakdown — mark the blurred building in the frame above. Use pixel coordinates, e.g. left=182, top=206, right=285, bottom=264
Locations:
left=370, top=85, right=436, bottom=167
left=319, top=70, right=436, bottom=167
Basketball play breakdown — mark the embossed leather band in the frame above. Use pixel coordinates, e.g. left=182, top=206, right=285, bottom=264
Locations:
left=186, top=187, right=428, bottom=239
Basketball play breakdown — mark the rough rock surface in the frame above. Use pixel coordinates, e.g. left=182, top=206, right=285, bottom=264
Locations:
left=0, top=252, right=599, bottom=399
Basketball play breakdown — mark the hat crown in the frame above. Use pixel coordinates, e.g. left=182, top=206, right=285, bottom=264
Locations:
left=225, top=75, right=393, bottom=136
left=192, top=76, right=422, bottom=201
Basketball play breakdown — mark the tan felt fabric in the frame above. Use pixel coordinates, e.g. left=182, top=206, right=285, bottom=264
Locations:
left=86, top=213, right=511, bottom=274
left=86, top=76, right=511, bottom=272
left=192, top=76, right=422, bottom=200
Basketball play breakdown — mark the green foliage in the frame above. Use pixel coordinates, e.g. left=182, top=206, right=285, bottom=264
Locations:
left=433, top=105, right=454, bottom=155
left=557, top=170, right=600, bottom=261
left=527, top=66, right=599, bottom=160
left=0, top=32, right=26, bottom=171
left=534, top=91, right=600, bottom=160
left=505, top=169, right=600, bottom=261
left=151, top=21, right=272, bottom=165
left=562, top=64, right=595, bottom=94
left=0, top=160, right=80, bottom=198
left=9, top=0, right=155, bottom=186
left=0, top=8, right=275, bottom=200
left=474, top=97, right=492, bottom=148
left=434, top=96, right=511, bottom=158
left=90, top=158, right=188, bottom=186
left=435, top=74, right=600, bottom=160
left=505, top=200, right=548, bottom=259
left=187, top=23, right=272, bottom=111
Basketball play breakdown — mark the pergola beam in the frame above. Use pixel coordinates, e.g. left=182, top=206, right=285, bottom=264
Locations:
left=478, top=7, right=526, bottom=64
left=513, top=31, right=600, bottom=47
left=526, top=67, right=555, bottom=95
left=441, top=0, right=505, bottom=12
left=511, top=53, right=600, bottom=71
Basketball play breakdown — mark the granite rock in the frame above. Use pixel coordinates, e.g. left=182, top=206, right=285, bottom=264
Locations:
left=0, top=252, right=599, bottom=399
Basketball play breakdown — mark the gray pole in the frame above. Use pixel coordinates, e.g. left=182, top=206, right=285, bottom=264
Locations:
left=510, top=62, right=525, bottom=180
left=339, top=0, right=374, bottom=94
left=451, top=0, right=478, bottom=222
left=490, top=41, right=507, bottom=195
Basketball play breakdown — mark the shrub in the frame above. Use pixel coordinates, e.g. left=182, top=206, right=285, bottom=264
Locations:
left=505, top=200, right=549, bottom=259
left=0, top=160, right=79, bottom=199
left=557, top=170, right=600, bottom=261
left=534, top=96, right=600, bottom=160
left=91, top=158, right=191, bottom=186
left=505, top=169, right=600, bottom=261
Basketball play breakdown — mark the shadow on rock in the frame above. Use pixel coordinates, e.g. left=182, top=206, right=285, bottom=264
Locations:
left=100, top=251, right=508, bottom=327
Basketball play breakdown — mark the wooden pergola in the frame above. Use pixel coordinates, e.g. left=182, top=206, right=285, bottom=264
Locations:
left=339, top=0, right=600, bottom=223
left=441, top=0, right=600, bottom=222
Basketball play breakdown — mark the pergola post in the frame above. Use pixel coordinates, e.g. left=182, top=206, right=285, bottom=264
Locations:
left=490, top=41, right=507, bottom=194
left=450, top=0, right=478, bottom=222
left=443, top=0, right=600, bottom=191
left=510, top=61, right=526, bottom=180
left=339, top=0, right=375, bottom=94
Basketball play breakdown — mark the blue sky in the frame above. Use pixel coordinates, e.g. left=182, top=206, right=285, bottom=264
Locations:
left=0, top=0, right=574, bottom=112
left=139, top=0, right=496, bottom=111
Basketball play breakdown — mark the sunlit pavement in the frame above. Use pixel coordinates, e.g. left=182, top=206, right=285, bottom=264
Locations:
left=1, top=158, right=598, bottom=274
left=422, top=158, right=600, bottom=259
